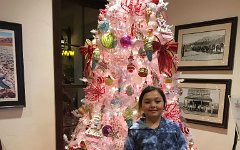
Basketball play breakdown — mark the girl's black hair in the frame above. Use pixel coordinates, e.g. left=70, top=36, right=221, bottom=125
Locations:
left=138, top=86, right=167, bottom=112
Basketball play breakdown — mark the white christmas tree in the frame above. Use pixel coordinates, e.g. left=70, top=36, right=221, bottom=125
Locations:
left=64, top=0, right=197, bottom=149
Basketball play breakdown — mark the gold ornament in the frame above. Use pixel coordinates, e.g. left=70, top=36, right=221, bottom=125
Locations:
left=138, top=67, right=148, bottom=77
left=105, top=76, right=114, bottom=86
left=165, top=77, right=172, bottom=83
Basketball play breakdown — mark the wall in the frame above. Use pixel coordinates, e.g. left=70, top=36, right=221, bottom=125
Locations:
left=0, top=0, right=239, bottom=150
left=0, top=0, right=55, bottom=150
left=166, top=0, right=240, bottom=149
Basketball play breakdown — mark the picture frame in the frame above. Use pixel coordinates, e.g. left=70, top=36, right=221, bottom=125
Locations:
left=178, top=79, right=231, bottom=128
left=175, top=17, right=238, bottom=71
left=0, top=21, right=25, bottom=108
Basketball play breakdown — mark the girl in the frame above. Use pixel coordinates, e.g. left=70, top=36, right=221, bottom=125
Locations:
left=124, top=86, right=187, bottom=150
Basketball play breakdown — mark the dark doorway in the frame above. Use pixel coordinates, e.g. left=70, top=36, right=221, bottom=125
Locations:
left=52, top=0, right=106, bottom=149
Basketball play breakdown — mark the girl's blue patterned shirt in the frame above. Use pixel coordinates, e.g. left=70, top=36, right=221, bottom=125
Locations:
left=124, top=117, right=187, bottom=150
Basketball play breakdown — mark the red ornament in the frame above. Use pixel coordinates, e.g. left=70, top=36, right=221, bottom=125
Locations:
left=127, top=63, right=136, bottom=73
left=151, top=0, right=159, bottom=4
left=138, top=67, right=148, bottom=77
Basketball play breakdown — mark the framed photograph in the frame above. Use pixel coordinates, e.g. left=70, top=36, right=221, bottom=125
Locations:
left=175, top=17, right=238, bottom=71
left=178, top=79, right=231, bottom=128
left=0, top=21, right=25, bottom=108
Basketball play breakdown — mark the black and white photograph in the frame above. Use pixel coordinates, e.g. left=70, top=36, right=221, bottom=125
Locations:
left=178, top=79, right=231, bottom=128
left=175, top=17, right=237, bottom=71
left=0, top=21, right=25, bottom=108
left=181, top=30, right=225, bottom=61
left=179, top=88, right=220, bottom=117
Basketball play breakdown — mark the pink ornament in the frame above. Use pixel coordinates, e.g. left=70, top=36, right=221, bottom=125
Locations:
left=120, top=35, right=132, bottom=48
left=127, top=63, right=135, bottom=73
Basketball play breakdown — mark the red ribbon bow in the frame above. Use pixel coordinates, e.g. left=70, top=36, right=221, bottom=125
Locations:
left=80, top=39, right=94, bottom=77
left=153, top=38, right=178, bottom=77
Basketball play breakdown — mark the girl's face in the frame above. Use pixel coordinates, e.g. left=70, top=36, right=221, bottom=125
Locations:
left=141, top=90, right=165, bottom=120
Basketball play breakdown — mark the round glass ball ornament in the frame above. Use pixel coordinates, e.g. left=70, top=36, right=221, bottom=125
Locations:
left=101, top=33, right=114, bottom=49
left=98, top=20, right=109, bottom=33
left=111, top=98, right=122, bottom=109
left=138, top=67, right=148, bottom=77
left=111, top=98, right=121, bottom=105
left=102, top=125, right=113, bottom=137
left=120, top=35, right=132, bottom=48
